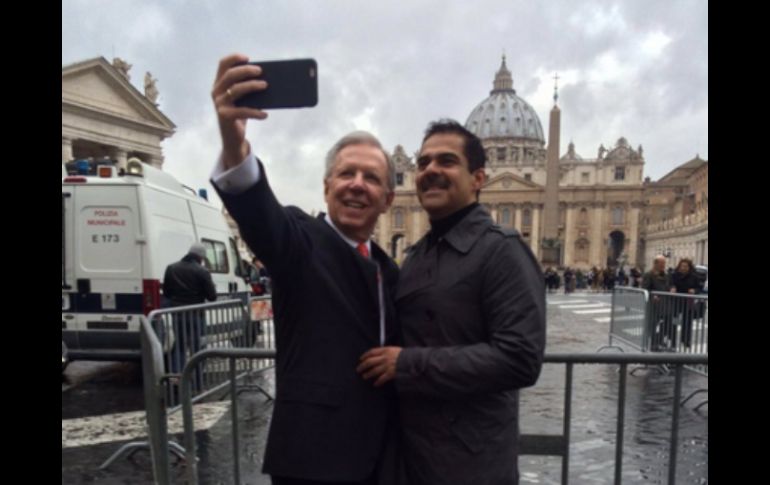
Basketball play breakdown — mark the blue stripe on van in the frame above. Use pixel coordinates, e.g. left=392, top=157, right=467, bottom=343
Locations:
left=65, top=293, right=144, bottom=314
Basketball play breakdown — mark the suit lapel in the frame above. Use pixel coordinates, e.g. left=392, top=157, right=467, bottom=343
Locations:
left=372, top=244, right=401, bottom=345
left=395, top=238, right=436, bottom=301
left=316, top=214, right=380, bottom=342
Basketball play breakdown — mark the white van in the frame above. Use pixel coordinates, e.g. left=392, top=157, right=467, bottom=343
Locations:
left=62, top=158, right=249, bottom=361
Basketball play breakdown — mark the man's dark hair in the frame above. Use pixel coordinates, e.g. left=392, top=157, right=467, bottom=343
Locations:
left=422, top=119, right=486, bottom=172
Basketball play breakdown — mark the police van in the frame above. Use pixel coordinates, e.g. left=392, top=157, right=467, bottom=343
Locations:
left=62, top=158, right=249, bottom=362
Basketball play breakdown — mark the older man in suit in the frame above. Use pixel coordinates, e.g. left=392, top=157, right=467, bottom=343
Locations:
left=210, top=54, right=401, bottom=485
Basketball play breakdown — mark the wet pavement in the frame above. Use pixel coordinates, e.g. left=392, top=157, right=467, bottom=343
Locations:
left=62, top=291, right=707, bottom=484
left=62, top=361, right=145, bottom=419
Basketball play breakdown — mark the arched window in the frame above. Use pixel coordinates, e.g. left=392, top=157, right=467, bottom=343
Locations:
left=394, top=209, right=405, bottom=229
left=579, top=208, right=589, bottom=226
left=612, top=206, right=624, bottom=225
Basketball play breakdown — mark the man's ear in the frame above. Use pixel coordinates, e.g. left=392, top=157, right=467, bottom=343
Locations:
left=472, top=169, right=486, bottom=191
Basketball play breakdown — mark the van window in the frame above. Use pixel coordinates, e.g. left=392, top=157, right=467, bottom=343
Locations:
left=202, top=239, right=229, bottom=273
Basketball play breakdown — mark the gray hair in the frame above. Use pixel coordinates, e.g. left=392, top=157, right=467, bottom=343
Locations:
left=324, top=131, right=396, bottom=192
left=189, top=242, right=207, bottom=259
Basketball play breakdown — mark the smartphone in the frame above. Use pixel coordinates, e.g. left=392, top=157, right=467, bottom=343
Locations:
left=234, top=58, right=318, bottom=109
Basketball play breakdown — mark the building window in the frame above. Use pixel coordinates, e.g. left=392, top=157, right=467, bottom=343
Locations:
left=396, top=173, right=404, bottom=186
left=615, top=166, right=626, bottom=181
left=394, top=209, right=404, bottom=229
left=612, top=207, right=624, bottom=225
left=524, top=173, right=532, bottom=181
left=579, top=208, right=588, bottom=226
left=581, top=172, right=590, bottom=184
left=501, top=208, right=511, bottom=227
left=523, top=209, right=532, bottom=227
left=575, top=240, right=589, bottom=262
left=497, top=147, right=507, bottom=162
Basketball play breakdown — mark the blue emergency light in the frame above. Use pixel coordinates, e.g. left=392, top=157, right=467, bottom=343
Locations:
left=76, top=159, right=90, bottom=175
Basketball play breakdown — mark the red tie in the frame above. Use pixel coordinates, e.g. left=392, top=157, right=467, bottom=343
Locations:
left=356, top=242, right=369, bottom=259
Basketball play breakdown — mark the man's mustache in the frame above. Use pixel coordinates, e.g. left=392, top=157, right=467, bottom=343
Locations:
left=418, top=173, right=451, bottom=192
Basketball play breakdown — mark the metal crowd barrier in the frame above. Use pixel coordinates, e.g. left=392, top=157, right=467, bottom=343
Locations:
left=180, top=348, right=277, bottom=484
left=602, top=287, right=650, bottom=351
left=648, top=292, right=708, bottom=376
left=174, top=351, right=707, bottom=485
left=247, top=295, right=276, bottom=373
left=148, top=299, right=259, bottom=408
left=100, top=296, right=276, bottom=476
left=520, top=353, right=708, bottom=485
left=603, top=288, right=708, bottom=367
left=602, top=288, right=708, bottom=413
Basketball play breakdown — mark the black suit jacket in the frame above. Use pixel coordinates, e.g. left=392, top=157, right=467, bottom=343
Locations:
left=214, top=161, right=400, bottom=482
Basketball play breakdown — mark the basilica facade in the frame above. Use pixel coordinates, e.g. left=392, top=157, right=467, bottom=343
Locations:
left=374, top=57, right=647, bottom=270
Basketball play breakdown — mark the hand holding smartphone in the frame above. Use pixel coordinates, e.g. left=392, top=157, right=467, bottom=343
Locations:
left=234, top=58, right=318, bottom=110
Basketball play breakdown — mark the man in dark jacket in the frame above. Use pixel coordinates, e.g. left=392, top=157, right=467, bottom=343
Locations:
left=163, top=242, right=217, bottom=306
left=162, top=242, right=217, bottom=388
left=358, top=119, right=546, bottom=485
left=209, top=54, right=401, bottom=485
left=642, top=255, right=672, bottom=350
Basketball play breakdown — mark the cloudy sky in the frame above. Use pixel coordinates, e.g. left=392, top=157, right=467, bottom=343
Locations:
left=62, top=0, right=708, bottom=213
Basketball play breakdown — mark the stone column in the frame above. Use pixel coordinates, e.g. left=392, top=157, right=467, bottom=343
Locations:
left=628, top=202, right=642, bottom=267
left=563, top=204, right=576, bottom=266
left=408, top=206, right=424, bottom=260
left=112, top=148, right=128, bottom=171
left=62, top=137, right=73, bottom=163
left=531, top=205, right=542, bottom=260
left=489, top=204, right=499, bottom=225
left=379, top=214, right=392, bottom=258
left=590, top=203, right=605, bottom=267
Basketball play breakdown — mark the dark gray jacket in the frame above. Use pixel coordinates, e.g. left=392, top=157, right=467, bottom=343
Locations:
left=395, top=205, right=546, bottom=485
left=162, top=254, right=217, bottom=306
left=642, top=270, right=670, bottom=293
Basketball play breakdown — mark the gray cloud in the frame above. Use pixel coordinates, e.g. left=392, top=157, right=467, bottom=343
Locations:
left=63, top=0, right=708, bottom=211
